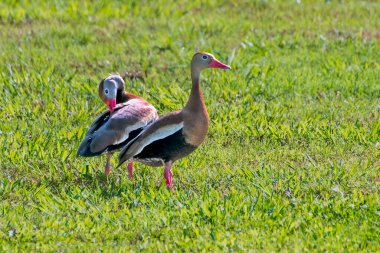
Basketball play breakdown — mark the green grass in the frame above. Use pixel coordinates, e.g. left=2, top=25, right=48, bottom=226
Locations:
left=1, top=0, right=379, bottom=251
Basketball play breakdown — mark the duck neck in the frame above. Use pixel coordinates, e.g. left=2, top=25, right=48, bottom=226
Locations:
left=185, top=69, right=206, bottom=112
left=116, top=90, right=137, bottom=104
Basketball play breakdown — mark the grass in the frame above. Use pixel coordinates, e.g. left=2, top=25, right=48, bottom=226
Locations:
left=0, top=0, right=379, bottom=251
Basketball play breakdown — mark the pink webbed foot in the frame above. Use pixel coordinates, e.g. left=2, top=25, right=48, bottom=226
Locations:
left=127, top=162, right=134, bottom=180
left=164, top=162, right=174, bottom=191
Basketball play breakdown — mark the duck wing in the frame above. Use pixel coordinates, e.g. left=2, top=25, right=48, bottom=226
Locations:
left=118, top=110, right=188, bottom=166
left=77, top=99, right=158, bottom=157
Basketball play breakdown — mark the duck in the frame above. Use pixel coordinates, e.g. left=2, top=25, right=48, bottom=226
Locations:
left=117, top=52, right=230, bottom=189
left=77, top=74, right=158, bottom=177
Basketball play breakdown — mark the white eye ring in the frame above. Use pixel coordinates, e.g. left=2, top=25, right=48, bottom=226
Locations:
left=202, top=55, right=208, bottom=60
left=105, top=89, right=109, bottom=95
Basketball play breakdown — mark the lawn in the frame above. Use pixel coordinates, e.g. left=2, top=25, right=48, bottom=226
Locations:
left=0, top=0, right=379, bottom=251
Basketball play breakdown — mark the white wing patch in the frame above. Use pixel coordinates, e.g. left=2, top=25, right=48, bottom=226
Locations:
left=113, top=121, right=145, bottom=145
left=129, top=122, right=184, bottom=156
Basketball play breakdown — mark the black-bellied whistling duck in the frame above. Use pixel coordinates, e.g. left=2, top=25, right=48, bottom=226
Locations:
left=77, top=74, right=158, bottom=177
left=117, top=52, right=230, bottom=189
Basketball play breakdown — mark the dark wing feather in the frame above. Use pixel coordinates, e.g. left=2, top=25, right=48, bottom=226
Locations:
left=83, top=103, right=127, bottom=135
left=135, top=128, right=196, bottom=163
left=77, top=105, right=125, bottom=157
left=117, top=110, right=183, bottom=166
left=77, top=100, right=158, bottom=157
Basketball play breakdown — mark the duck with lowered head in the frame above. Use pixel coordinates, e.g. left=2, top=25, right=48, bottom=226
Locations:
left=77, top=74, right=158, bottom=177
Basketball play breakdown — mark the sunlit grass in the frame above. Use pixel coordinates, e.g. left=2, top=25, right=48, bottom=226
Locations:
left=0, top=0, right=379, bottom=251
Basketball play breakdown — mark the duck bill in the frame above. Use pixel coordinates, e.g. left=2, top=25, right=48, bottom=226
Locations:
left=209, top=58, right=231, bottom=69
left=106, top=98, right=116, bottom=113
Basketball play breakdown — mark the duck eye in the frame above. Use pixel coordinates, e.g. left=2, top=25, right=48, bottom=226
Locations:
left=202, top=55, right=208, bottom=60
left=105, top=89, right=109, bottom=95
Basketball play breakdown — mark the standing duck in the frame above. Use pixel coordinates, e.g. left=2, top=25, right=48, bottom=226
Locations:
left=77, top=74, right=158, bottom=177
left=117, top=52, right=230, bottom=189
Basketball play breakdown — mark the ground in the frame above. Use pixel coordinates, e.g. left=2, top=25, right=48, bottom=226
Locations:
left=0, top=0, right=379, bottom=251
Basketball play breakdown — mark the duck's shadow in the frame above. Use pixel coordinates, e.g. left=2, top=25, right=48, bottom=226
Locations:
left=76, top=167, right=171, bottom=199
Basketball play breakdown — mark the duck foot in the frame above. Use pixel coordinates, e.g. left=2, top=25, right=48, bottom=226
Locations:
left=105, top=153, right=113, bottom=176
left=127, top=162, right=134, bottom=179
left=105, top=165, right=113, bottom=176
left=164, top=162, right=174, bottom=191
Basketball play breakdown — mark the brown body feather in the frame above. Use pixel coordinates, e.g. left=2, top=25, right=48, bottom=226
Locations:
left=118, top=53, right=229, bottom=169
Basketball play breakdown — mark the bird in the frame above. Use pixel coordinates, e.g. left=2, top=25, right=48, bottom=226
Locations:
left=117, top=52, right=230, bottom=189
left=77, top=74, right=158, bottom=177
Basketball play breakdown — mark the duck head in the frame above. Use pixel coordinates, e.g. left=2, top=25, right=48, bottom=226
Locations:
left=191, top=52, right=231, bottom=72
left=98, top=74, right=125, bottom=113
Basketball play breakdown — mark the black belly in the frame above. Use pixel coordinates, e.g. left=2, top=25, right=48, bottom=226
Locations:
left=135, top=129, right=197, bottom=164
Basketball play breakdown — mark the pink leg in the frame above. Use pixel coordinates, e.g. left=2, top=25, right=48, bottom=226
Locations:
left=164, top=162, right=174, bottom=190
left=127, top=162, right=134, bottom=179
left=105, top=153, right=113, bottom=176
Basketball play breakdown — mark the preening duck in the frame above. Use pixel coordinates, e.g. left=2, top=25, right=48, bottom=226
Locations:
left=77, top=74, right=158, bottom=177
left=118, top=52, right=230, bottom=189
